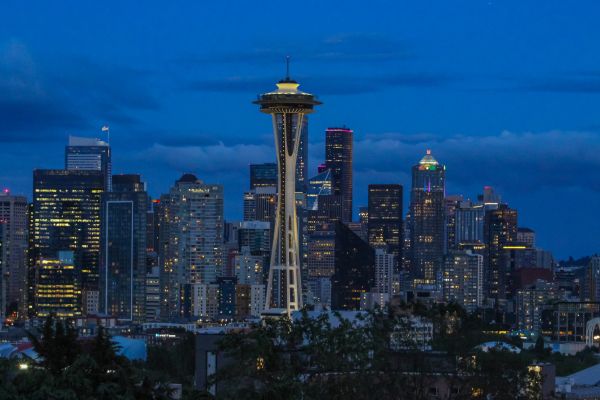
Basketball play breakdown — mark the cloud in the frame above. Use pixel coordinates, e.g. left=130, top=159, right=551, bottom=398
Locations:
left=350, top=130, right=600, bottom=193
left=184, top=71, right=454, bottom=96
left=0, top=40, right=160, bottom=142
left=139, top=142, right=273, bottom=173
left=177, top=33, right=412, bottom=66
left=517, top=72, right=600, bottom=94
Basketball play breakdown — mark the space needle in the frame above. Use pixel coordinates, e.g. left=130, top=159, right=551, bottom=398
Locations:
left=254, top=59, right=321, bottom=317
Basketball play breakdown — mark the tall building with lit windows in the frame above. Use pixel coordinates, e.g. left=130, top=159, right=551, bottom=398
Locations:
left=158, top=174, right=224, bottom=320
left=325, top=127, right=353, bottom=222
left=249, top=163, right=277, bottom=190
left=442, top=250, right=483, bottom=313
left=0, top=191, right=28, bottom=317
left=254, top=70, right=321, bottom=316
left=34, top=251, right=81, bottom=317
left=408, top=150, right=446, bottom=282
left=484, top=204, right=518, bottom=301
left=30, top=169, right=104, bottom=316
left=368, top=184, right=403, bottom=270
left=65, top=135, right=111, bottom=191
left=100, top=174, right=149, bottom=322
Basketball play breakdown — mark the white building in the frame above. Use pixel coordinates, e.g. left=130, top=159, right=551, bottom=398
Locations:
left=192, top=283, right=219, bottom=320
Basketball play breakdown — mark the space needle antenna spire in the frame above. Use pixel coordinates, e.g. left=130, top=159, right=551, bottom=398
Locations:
left=285, top=55, right=291, bottom=80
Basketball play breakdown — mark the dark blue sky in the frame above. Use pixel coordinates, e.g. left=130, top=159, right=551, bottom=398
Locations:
left=1, top=1, right=599, bottom=259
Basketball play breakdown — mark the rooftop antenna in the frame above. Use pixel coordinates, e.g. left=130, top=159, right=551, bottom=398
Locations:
left=285, top=55, right=291, bottom=80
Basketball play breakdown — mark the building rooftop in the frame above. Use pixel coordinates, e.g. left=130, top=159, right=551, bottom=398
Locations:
left=419, top=149, right=439, bottom=166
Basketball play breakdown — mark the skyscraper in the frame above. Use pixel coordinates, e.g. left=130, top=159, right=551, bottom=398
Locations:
left=254, top=70, right=321, bottom=316
left=442, top=250, right=483, bottom=313
left=158, top=174, right=224, bottom=320
left=249, top=163, right=277, bottom=189
left=484, top=204, right=518, bottom=301
left=325, top=127, right=353, bottom=222
left=65, top=135, right=112, bottom=191
left=367, top=184, right=403, bottom=270
left=100, top=174, right=149, bottom=322
left=0, top=191, right=28, bottom=317
left=408, top=150, right=446, bottom=282
left=34, top=251, right=81, bottom=317
left=31, top=169, right=104, bottom=316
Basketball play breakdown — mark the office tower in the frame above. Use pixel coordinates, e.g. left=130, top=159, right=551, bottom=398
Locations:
left=480, top=185, right=501, bottom=206
left=34, top=251, right=81, bottom=317
left=307, top=228, right=336, bottom=279
left=158, top=174, right=224, bottom=320
left=330, top=222, right=374, bottom=310
left=582, top=256, right=600, bottom=302
left=249, top=163, right=277, bottom=189
left=217, top=277, right=237, bottom=320
left=31, top=169, right=104, bottom=316
left=325, top=127, right=353, bottom=222
left=296, top=119, right=309, bottom=191
left=0, top=224, right=5, bottom=319
left=517, top=227, right=536, bottom=248
left=455, top=201, right=485, bottom=245
left=484, top=204, right=518, bottom=301
left=254, top=71, right=321, bottom=316
left=374, top=248, right=395, bottom=296
left=243, top=187, right=277, bottom=224
left=408, top=150, right=445, bottom=281
left=368, top=184, right=403, bottom=270
left=145, top=266, right=161, bottom=321
left=444, top=195, right=463, bottom=252
left=192, top=282, right=219, bottom=320
left=238, top=221, right=271, bottom=257
left=442, top=250, right=483, bottom=313
left=359, top=206, right=368, bottom=226
left=100, top=174, right=149, bottom=322
left=305, top=169, right=333, bottom=211
left=516, top=279, right=556, bottom=332
left=234, top=247, right=264, bottom=285
left=65, top=135, right=112, bottom=191
left=0, top=192, right=28, bottom=317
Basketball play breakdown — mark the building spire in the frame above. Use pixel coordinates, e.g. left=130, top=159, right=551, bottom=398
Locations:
left=285, top=55, right=291, bottom=80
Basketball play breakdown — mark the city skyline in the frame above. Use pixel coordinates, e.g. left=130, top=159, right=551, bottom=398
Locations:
left=1, top=1, right=600, bottom=259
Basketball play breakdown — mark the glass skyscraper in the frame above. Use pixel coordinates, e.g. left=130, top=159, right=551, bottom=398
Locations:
left=408, top=150, right=446, bottom=282
left=101, top=174, right=149, bottom=322
left=65, top=135, right=112, bottom=191
left=325, top=127, right=353, bottom=223
left=31, top=169, right=104, bottom=316
left=367, top=184, right=403, bottom=271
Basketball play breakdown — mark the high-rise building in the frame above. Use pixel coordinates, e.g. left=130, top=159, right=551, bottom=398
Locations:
left=455, top=201, right=485, bottom=245
left=516, top=279, right=556, bottom=332
left=100, top=174, right=149, bottom=322
left=374, top=248, right=395, bottom=296
left=145, top=266, right=161, bottom=322
left=517, top=227, right=536, bottom=248
left=243, top=187, right=277, bottom=225
left=249, top=163, right=277, bottom=189
left=296, top=119, right=309, bottom=192
left=217, top=277, right=237, bottom=320
left=408, top=150, right=446, bottom=282
left=444, top=195, right=463, bottom=252
left=484, top=204, right=518, bottom=301
left=330, top=222, right=375, bottom=310
left=305, top=169, right=333, bottom=211
left=65, top=135, right=112, bottom=191
left=234, top=247, right=264, bottom=285
left=368, top=184, right=403, bottom=270
left=34, top=251, right=81, bottom=317
left=31, top=169, right=104, bottom=316
left=325, top=127, right=353, bottom=222
left=254, top=71, right=321, bottom=316
left=0, top=192, right=28, bottom=317
left=442, top=250, right=483, bottom=313
left=158, top=174, right=224, bottom=320
left=0, top=224, right=5, bottom=319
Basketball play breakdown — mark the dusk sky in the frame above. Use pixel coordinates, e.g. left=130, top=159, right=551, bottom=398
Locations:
left=1, top=1, right=599, bottom=259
